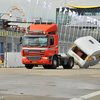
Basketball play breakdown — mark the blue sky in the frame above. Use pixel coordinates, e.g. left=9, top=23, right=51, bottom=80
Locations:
left=0, top=0, right=99, bottom=21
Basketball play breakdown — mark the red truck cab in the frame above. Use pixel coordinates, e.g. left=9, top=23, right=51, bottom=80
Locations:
left=21, top=23, right=74, bottom=69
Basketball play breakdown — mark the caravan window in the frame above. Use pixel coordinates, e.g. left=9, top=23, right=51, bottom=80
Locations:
left=72, top=46, right=87, bottom=60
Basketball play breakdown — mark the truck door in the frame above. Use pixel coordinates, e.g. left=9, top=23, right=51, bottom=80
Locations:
left=49, top=36, right=55, bottom=56
left=49, top=36, right=54, bottom=47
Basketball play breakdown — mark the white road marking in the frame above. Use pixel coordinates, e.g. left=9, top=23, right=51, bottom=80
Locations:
left=70, top=91, right=100, bottom=100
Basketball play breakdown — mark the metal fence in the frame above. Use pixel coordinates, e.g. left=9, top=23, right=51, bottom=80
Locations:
left=0, top=30, right=25, bottom=67
left=58, top=25, right=100, bottom=53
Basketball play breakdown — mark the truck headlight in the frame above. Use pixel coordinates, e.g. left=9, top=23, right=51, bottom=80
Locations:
left=43, top=57, right=48, bottom=59
left=22, top=57, right=26, bottom=59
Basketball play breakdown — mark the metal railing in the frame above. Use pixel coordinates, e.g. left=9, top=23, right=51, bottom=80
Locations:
left=0, top=29, right=25, bottom=38
left=58, top=25, right=100, bottom=53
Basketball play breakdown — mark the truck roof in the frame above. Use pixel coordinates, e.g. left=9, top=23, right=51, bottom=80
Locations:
left=30, top=24, right=57, bottom=33
left=74, top=36, right=100, bottom=56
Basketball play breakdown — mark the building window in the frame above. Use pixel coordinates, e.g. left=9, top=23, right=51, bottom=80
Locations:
left=83, top=12, right=92, bottom=16
left=7, top=43, right=11, bottom=52
left=56, top=10, right=71, bottom=25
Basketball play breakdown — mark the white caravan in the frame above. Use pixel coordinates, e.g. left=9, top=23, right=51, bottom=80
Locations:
left=67, top=36, right=100, bottom=68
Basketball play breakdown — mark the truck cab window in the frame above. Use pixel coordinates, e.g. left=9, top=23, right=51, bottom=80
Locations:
left=50, top=36, right=54, bottom=46
left=23, top=36, right=48, bottom=47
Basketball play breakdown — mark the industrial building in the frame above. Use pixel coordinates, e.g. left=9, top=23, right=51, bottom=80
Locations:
left=56, top=4, right=100, bottom=25
left=0, top=29, right=25, bottom=62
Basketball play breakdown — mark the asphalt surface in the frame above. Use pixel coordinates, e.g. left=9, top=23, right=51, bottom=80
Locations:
left=0, top=64, right=100, bottom=100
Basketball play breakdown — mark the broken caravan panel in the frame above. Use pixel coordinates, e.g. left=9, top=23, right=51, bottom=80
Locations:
left=67, top=36, right=100, bottom=68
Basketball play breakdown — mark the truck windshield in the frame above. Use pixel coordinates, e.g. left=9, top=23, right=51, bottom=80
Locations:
left=23, top=36, right=48, bottom=47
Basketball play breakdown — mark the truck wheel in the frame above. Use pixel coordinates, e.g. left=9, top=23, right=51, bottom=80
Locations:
left=50, top=56, right=58, bottom=69
left=63, top=57, right=74, bottom=69
left=25, top=64, right=33, bottom=69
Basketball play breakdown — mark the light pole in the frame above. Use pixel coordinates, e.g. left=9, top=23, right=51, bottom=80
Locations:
left=11, top=25, right=18, bottom=52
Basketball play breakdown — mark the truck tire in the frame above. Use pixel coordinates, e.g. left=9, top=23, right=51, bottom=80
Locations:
left=63, top=57, right=74, bottom=69
left=50, top=56, right=58, bottom=69
left=25, top=64, right=33, bottom=69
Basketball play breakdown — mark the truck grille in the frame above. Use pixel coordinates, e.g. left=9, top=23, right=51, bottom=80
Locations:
left=27, top=56, right=41, bottom=60
left=24, top=50, right=45, bottom=56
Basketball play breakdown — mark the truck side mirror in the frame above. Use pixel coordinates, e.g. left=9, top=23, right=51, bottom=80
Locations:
left=20, top=37, right=22, bottom=44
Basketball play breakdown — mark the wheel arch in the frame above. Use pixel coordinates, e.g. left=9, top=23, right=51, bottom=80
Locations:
left=49, top=54, right=59, bottom=67
left=50, top=54, right=58, bottom=61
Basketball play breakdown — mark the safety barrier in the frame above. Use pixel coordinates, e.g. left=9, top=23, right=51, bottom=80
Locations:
left=4, top=52, right=24, bottom=68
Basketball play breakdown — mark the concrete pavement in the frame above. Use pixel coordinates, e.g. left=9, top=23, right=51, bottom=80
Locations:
left=0, top=64, right=100, bottom=100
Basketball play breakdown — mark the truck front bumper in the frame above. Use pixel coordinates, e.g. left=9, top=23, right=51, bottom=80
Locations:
left=22, top=57, right=52, bottom=65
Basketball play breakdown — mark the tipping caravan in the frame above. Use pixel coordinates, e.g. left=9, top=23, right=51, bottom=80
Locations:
left=67, top=36, right=100, bottom=68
